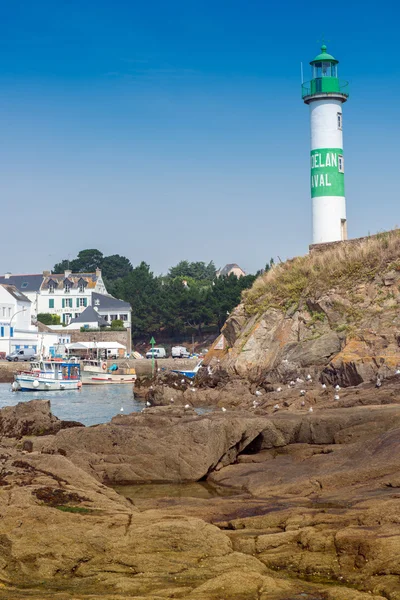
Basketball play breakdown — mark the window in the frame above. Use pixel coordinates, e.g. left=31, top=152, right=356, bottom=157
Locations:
left=75, top=313, right=79, bottom=319
left=21, top=282, right=28, bottom=289
left=103, top=315, right=108, bottom=321
left=110, top=314, right=118, bottom=321
left=2, top=307, right=5, bottom=317
left=62, top=298, right=73, bottom=308
left=77, top=298, right=87, bottom=307
left=78, top=284, right=85, bottom=293
left=120, top=314, right=128, bottom=321
left=338, top=155, right=344, bottom=173
left=8, top=308, right=11, bottom=317
left=49, top=299, right=54, bottom=309
left=337, top=112, right=342, bottom=130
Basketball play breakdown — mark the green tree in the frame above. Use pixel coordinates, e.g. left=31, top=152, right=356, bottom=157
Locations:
left=168, top=260, right=216, bottom=281
left=110, top=319, right=124, bottom=329
left=111, top=262, right=163, bottom=337
left=72, top=249, right=104, bottom=272
left=102, top=255, right=133, bottom=280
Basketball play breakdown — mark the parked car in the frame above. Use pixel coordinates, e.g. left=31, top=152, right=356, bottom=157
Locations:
left=145, top=347, right=167, bottom=359
left=6, top=348, right=37, bottom=362
left=171, top=346, right=191, bottom=359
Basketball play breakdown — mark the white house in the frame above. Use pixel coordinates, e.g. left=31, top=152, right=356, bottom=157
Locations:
left=216, top=264, right=246, bottom=278
left=39, top=269, right=108, bottom=325
left=0, top=269, right=132, bottom=328
left=0, top=285, right=37, bottom=357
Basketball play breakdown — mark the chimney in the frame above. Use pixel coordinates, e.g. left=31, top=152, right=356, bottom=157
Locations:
left=4, top=272, right=11, bottom=280
left=96, top=268, right=102, bottom=278
left=64, top=270, right=72, bottom=278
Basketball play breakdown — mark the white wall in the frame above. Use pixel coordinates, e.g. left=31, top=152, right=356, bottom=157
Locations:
left=0, top=286, right=39, bottom=356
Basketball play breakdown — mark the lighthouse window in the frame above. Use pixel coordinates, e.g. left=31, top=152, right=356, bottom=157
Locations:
left=337, top=112, right=342, bottom=130
left=338, top=155, right=344, bottom=173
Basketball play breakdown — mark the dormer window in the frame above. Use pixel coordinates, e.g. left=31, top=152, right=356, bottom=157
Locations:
left=77, top=278, right=87, bottom=293
left=64, top=279, right=72, bottom=293
left=48, top=278, right=57, bottom=294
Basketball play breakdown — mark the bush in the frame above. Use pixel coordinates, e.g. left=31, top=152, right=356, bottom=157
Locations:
left=111, top=319, right=124, bottom=329
left=37, top=313, right=60, bottom=325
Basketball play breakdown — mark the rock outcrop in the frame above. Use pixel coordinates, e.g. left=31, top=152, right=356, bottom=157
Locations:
left=212, top=232, right=400, bottom=386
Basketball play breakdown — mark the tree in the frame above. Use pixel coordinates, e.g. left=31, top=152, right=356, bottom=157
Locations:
left=168, top=260, right=216, bottom=281
left=72, top=249, right=104, bottom=272
left=53, top=259, right=71, bottom=274
left=102, top=255, right=133, bottom=280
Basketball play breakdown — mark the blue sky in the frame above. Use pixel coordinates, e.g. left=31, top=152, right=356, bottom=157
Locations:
left=1, top=0, right=399, bottom=276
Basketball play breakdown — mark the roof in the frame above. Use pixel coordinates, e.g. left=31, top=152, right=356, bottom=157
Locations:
left=68, top=306, right=108, bottom=326
left=217, top=264, right=246, bottom=277
left=42, top=273, right=99, bottom=290
left=92, top=292, right=131, bottom=311
left=0, top=274, right=43, bottom=293
left=310, top=44, right=338, bottom=65
left=1, top=284, right=31, bottom=303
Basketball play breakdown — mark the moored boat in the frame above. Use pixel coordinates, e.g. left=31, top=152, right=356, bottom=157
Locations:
left=81, top=359, right=137, bottom=385
left=13, top=360, right=82, bottom=392
left=171, top=360, right=203, bottom=379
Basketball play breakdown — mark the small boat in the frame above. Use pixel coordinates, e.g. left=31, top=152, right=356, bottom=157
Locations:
left=81, top=359, right=137, bottom=385
left=171, top=360, right=203, bottom=379
left=13, top=360, right=82, bottom=392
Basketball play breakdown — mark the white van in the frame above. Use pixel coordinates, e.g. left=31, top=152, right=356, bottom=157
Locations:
left=6, top=348, right=37, bottom=362
left=171, top=346, right=191, bottom=359
left=146, top=347, right=167, bottom=359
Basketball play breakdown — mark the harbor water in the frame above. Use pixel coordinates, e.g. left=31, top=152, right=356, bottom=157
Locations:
left=0, top=382, right=143, bottom=426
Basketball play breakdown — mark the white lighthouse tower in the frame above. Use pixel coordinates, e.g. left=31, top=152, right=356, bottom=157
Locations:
left=302, top=45, right=349, bottom=244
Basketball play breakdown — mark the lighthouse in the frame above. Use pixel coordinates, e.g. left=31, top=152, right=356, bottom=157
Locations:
left=302, top=45, right=349, bottom=244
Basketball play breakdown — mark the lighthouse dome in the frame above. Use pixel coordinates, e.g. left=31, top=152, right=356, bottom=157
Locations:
left=310, top=44, right=338, bottom=65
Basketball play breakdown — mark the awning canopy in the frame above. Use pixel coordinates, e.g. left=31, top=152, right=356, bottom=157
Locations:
left=65, top=342, right=126, bottom=351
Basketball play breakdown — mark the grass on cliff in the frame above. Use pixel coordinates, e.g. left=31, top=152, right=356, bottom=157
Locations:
left=243, top=230, right=400, bottom=315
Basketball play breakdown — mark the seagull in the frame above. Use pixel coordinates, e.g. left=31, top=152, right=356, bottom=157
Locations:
left=221, top=407, right=227, bottom=412
left=184, top=404, right=190, bottom=409
left=306, top=374, right=312, bottom=381
left=255, top=390, right=262, bottom=397
left=308, top=407, right=313, bottom=413
left=321, top=383, right=327, bottom=389
left=300, top=390, right=306, bottom=396
left=191, top=388, right=196, bottom=393
left=170, top=398, right=174, bottom=403
left=253, top=400, right=259, bottom=407
left=146, top=401, right=151, bottom=406
left=396, top=369, right=400, bottom=375
left=296, top=377, right=304, bottom=383
left=334, top=394, right=340, bottom=401
left=276, top=387, right=282, bottom=392
left=376, top=377, right=382, bottom=388
left=307, top=378, right=312, bottom=384
left=289, top=380, right=295, bottom=387
left=190, top=381, right=193, bottom=386
left=335, top=384, right=340, bottom=391
left=120, top=407, right=124, bottom=412
left=174, top=382, right=178, bottom=386
left=181, top=379, right=185, bottom=384
left=273, top=404, right=280, bottom=410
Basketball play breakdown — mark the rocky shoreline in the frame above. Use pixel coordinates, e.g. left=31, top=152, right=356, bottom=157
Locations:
left=0, top=388, right=398, bottom=599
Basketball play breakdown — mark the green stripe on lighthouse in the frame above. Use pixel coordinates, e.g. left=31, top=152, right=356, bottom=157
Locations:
left=310, top=148, right=345, bottom=198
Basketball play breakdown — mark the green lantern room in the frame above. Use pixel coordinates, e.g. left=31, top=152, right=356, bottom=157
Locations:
left=302, top=45, right=349, bottom=100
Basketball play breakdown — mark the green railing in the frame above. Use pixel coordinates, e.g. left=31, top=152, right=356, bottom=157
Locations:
left=302, top=78, right=349, bottom=99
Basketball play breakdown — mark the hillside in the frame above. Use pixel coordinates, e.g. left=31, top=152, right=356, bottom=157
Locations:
left=218, top=230, right=400, bottom=385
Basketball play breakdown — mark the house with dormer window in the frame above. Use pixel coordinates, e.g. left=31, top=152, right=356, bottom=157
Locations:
left=38, top=269, right=108, bottom=325
left=0, top=269, right=131, bottom=328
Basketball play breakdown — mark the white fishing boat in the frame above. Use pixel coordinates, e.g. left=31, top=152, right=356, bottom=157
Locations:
left=81, top=359, right=137, bottom=385
left=13, top=360, right=82, bottom=392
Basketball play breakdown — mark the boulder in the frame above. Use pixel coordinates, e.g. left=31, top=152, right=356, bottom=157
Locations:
left=0, top=400, right=83, bottom=439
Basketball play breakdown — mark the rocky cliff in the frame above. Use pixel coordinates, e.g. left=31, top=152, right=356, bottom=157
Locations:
left=218, top=231, right=400, bottom=386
